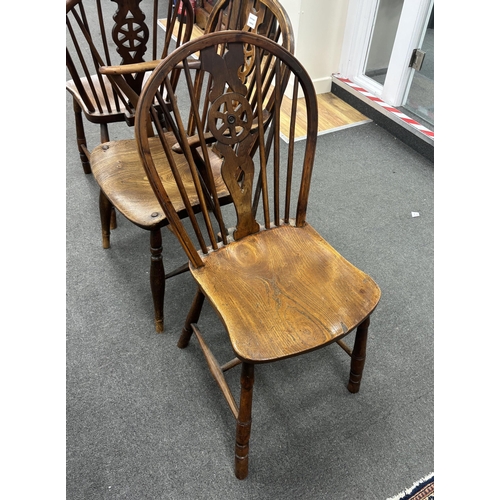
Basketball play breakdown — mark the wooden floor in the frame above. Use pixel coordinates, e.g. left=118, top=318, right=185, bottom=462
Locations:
left=279, top=91, right=370, bottom=142
left=159, top=19, right=371, bottom=142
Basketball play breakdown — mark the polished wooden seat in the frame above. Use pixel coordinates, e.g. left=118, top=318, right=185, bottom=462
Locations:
left=89, top=0, right=295, bottom=333
left=91, top=135, right=228, bottom=231
left=134, top=31, right=382, bottom=479
left=191, top=224, right=379, bottom=363
left=66, top=0, right=194, bottom=174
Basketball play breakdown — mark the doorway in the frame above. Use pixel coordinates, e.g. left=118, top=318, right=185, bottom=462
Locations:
left=339, top=0, right=434, bottom=129
left=401, top=7, right=433, bottom=127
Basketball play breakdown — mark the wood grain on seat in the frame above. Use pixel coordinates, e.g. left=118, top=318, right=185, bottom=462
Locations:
left=192, top=223, right=380, bottom=363
left=91, top=135, right=228, bottom=229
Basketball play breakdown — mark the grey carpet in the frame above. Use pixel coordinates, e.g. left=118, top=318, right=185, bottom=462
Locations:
left=66, top=76, right=433, bottom=498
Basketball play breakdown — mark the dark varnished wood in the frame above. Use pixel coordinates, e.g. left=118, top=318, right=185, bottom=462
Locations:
left=91, top=135, right=228, bottom=230
left=193, top=324, right=239, bottom=418
left=235, top=362, right=254, bottom=480
left=88, top=3, right=295, bottom=332
left=67, top=0, right=193, bottom=247
left=177, top=287, right=205, bottom=348
left=134, top=31, right=381, bottom=479
left=347, top=316, right=370, bottom=394
left=90, top=133, right=229, bottom=332
left=98, top=189, right=112, bottom=249
left=205, top=0, right=294, bottom=55
left=66, top=0, right=194, bottom=172
left=150, top=228, right=166, bottom=332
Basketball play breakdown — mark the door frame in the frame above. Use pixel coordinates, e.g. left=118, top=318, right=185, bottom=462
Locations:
left=339, top=0, right=434, bottom=107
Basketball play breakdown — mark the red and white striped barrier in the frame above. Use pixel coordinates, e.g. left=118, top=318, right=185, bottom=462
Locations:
left=334, top=76, right=434, bottom=140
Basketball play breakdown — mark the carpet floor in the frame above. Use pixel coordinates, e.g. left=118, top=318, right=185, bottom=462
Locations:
left=387, top=473, right=434, bottom=500
left=65, top=83, right=433, bottom=497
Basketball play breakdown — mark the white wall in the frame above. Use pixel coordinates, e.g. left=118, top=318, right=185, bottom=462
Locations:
left=279, top=0, right=349, bottom=94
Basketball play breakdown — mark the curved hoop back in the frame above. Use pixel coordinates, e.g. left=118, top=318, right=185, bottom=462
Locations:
left=135, top=31, right=318, bottom=268
left=205, top=0, right=295, bottom=54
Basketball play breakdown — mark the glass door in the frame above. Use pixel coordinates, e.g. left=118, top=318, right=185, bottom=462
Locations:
left=364, top=0, right=405, bottom=87
left=400, top=6, right=434, bottom=127
left=339, top=0, right=434, bottom=126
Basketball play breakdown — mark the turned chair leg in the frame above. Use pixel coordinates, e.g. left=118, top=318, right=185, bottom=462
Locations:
left=98, top=123, right=117, bottom=230
left=235, top=362, right=254, bottom=480
left=98, top=189, right=112, bottom=249
left=177, top=288, right=205, bottom=348
left=150, top=229, right=166, bottom=333
left=347, top=316, right=370, bottom=394
left=73, top=98, right=91, bottom=174
left=110, top=207, right=117, bottom=231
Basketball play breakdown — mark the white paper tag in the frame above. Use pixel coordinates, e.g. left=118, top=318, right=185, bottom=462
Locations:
left=247, top=13, right=258, bottom=29
left=411, top=212, right=420, bottom=218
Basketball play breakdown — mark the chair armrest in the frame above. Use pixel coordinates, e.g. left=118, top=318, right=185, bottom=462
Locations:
left=172, top=133, right=218, bottom=154
left=99, top=61, right=162, bottom=75
left=99, top=60, right=202, bottom=76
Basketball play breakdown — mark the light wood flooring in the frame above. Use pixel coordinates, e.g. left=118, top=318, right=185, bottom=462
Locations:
left=159, top=19, right=371, bottom=142
left=279, top=91, right=370, bottom=142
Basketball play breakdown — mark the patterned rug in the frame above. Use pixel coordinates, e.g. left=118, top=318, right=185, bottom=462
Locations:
left=387, top=473, right=434, bottom=500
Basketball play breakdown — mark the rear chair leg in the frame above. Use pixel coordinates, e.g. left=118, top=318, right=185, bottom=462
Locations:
left=177, top=288, right=205, bottom=348
left=347, top=317, right=370, bottom=393
left=73, top=98, right=91, bottom=174
left=150, top=229, right=166, bottom=333
left=235, top=362, right=254, bottom=480
left=98, top=189, right=112, bottom=249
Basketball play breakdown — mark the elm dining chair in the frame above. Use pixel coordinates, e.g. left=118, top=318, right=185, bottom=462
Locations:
left=134, top=31, right=382, bottom=478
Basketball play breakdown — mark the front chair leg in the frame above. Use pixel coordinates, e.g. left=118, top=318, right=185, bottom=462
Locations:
left=177, top=287, right=205, bottom=348
left=235, top=362, right=254, bottom=480
left=110, top=207, right=117, bottom=231
left=150, top=228, right=166, bottom=333
left=98, top=189, right=112, bottom=249
left=347, top=316, right=370, bottom=393
left=99, top=123, right=117, bottom=230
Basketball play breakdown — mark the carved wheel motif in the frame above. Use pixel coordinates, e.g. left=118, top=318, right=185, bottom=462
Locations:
left=112, top=11, right=149, bottom=63
left=209, top=93, right=253, bottom=145
left=238, top=44, right=256, bottom=80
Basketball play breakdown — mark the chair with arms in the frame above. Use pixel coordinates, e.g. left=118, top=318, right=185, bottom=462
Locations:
left=66, top=0, right=194, bottom=174
left=205, top=0, right=293, bottom=49
left=89, top=0, right=295, bottom=332
left=134, top=31, right=382, bottom=479
left=183, top=0, right=293, bottom=139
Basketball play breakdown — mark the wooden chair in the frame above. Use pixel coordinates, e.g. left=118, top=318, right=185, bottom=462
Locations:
left=205, top=0, right=294, bottom=51
left=186, top=0, right=294, bottom=139
left=66, top=0, right=194, bottom=174
left=89, top=1, right=295, bottom=333
left=134, top=31, right=382, bottom=479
